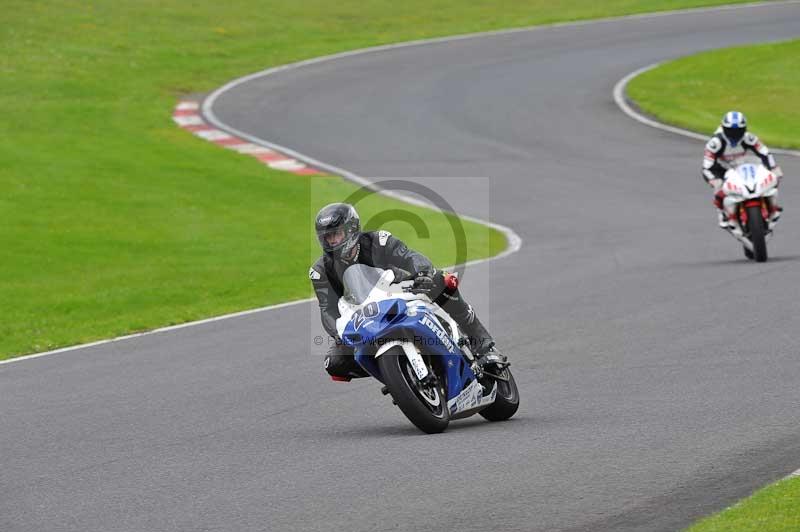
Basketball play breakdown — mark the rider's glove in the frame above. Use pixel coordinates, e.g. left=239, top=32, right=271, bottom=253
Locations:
left=412, top=272, right=435, bottom=293
left=709, top=178, right=724, bottom=191
left=773, top=166, right=783, bottom=179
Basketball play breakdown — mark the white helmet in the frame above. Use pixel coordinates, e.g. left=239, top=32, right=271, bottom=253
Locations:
left=721, top=111, right=747, bottom=146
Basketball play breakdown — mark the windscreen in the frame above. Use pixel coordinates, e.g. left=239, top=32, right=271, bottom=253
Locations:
left=342, top=264, right=384, bottom=306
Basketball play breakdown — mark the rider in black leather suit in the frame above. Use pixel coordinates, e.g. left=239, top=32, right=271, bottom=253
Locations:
left=310, top=203, right=505, bottom=380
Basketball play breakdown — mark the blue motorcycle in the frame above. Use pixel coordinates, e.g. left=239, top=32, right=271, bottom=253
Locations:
left=335, top=264, right=519, bottom=433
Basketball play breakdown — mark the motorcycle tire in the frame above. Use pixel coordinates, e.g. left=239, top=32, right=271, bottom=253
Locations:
left=378, top=347, right=449, bottom=434
left=479, top=366, right=520, bottom=422
left=746, top=205, right=768, bottom=262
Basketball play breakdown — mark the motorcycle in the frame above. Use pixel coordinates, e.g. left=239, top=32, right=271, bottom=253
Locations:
left=722, top=162, right=781, bottom=262
left=335, top=264, right=519, bottom=434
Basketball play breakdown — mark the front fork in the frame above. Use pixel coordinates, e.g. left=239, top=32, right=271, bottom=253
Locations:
left=736, top=198, right=769, bottom=228
left=375, top=340, right=430, bottom=381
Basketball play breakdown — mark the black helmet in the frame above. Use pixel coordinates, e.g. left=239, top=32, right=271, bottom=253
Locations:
left=721, top=110, right=747, bottom=146
left=315, top=203, right=361, bottom=259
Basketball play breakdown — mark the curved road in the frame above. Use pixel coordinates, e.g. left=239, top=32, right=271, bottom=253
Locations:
left=4, top=3, right=800, bottom=531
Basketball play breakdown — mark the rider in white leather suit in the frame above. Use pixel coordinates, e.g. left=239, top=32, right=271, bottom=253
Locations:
left=702, top=111, right=783, bottom=230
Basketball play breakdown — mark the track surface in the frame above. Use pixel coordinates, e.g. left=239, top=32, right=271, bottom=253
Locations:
left=4, top=4, right=800, bottom=531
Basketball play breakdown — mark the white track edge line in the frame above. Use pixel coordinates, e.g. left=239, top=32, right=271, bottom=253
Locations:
left=613, top=62, right=800, bottom=157
left=0, top=298, right=315, bottom=366
left=6, top=1, right=794, bottom=366
left=201, top=108, right=524, bottom=263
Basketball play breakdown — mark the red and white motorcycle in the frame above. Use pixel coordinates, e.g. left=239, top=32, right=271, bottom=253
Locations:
left=721, top=162, right=781, bottom=262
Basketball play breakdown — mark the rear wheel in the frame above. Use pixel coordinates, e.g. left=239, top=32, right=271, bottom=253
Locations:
left=378, top=347, right=449, bottom=434
left=479, top=366, right=520, bottom=422
left=746, top=205, right=768, bottom=262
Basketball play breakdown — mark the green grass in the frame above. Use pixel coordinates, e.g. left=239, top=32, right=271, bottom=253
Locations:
left=687, top=475, right=800, bottom=531
left=0, top=0, right=766, bottom=359
left=627, top=39, right=800, bottom=149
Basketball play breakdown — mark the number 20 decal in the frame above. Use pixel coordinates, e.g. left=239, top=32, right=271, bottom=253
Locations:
left=362, top=302, right=379, bottom=318
left=353, top=302, right=379, bottom=331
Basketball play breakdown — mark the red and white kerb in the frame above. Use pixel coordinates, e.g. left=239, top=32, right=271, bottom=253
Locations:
left=172, top=100, right=326, bottom=176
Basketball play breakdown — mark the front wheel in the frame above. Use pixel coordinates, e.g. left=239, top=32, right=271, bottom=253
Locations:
left=746, top=205, right=768, bottom=262
left=378, top=348, right=449, bottom=434
left=479, top=366, right=520, bottom=422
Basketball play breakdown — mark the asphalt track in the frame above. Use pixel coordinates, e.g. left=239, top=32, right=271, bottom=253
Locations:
left=4, top=3, right=800, bottom=531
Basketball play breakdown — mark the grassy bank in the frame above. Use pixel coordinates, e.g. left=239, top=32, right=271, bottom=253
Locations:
left=627, top=39, right=800, bottom=149
left=687, top=475, right=800, bottom=531
left=0, top=0, right=764, bottom=358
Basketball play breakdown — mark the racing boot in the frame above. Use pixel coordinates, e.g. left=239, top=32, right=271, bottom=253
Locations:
left=721, top=206, right=744, bottom=238
left=476, top=345, right=508, bottom=371
left=717, top=209, right=734, bottom=230
left=459, top=312, right=508, bottom=368
left=768, top=205, right=783, bottom=231
left=729, top=221, right=744, bottom=239
left=432, top=272, right=508, bottom=367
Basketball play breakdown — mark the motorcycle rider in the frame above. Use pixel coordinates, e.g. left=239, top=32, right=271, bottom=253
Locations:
left=310, top=202, right=506, bottom=381
left=702, top=111, right=783, bottom=231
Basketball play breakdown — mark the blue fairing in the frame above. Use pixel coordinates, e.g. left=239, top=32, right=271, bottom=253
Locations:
left=342, top=298, right=476, bottom=401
